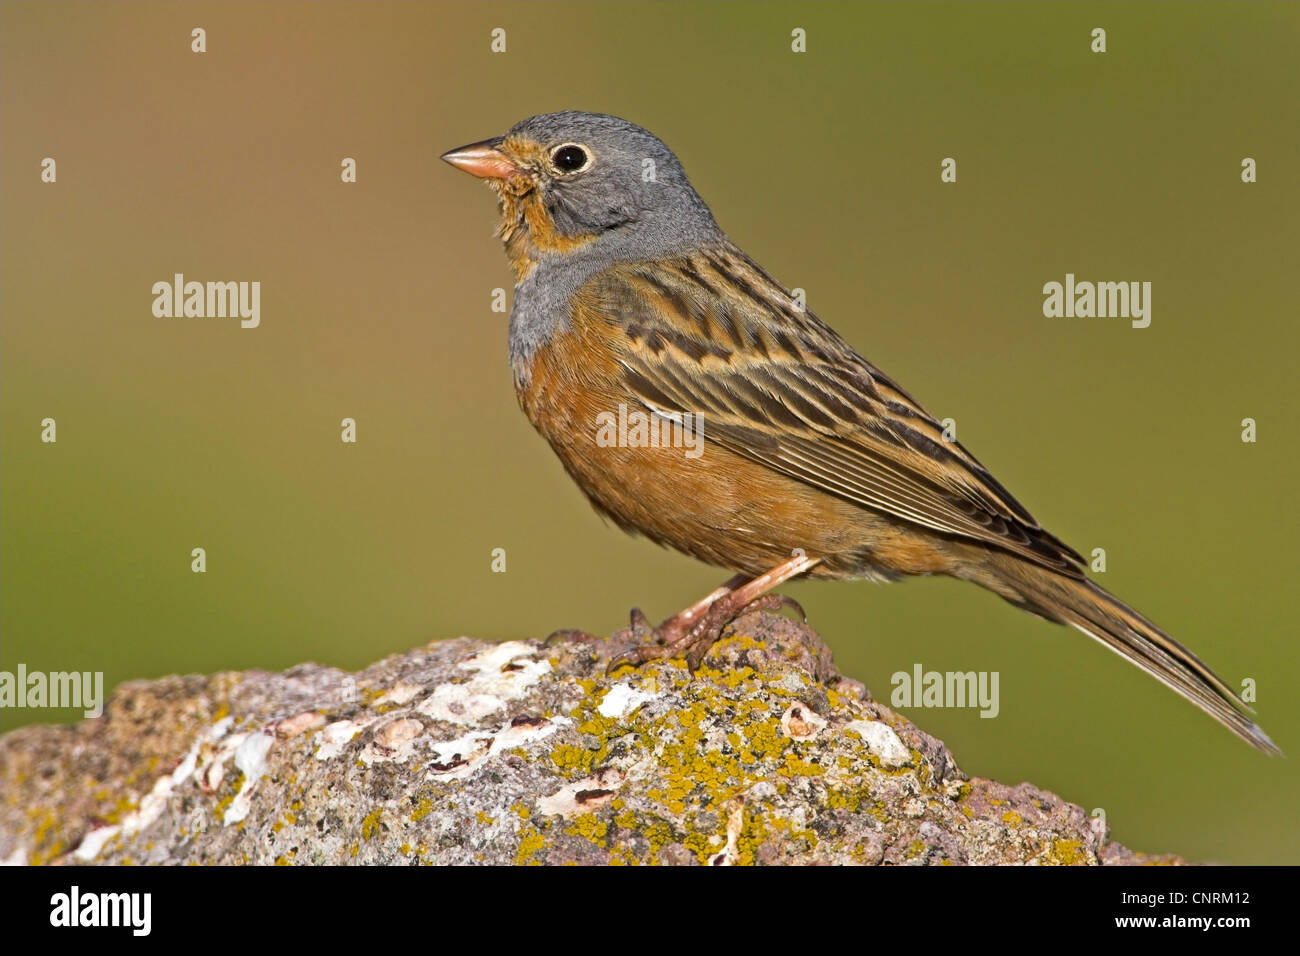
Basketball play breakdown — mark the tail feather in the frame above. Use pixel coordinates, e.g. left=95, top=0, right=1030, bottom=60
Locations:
left=985, top=563, right=1280, bottom=755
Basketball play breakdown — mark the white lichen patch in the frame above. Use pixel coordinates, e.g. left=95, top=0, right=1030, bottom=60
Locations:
left=74, top=716, right=226, bottom=860
left=779, top=673, right=808, bottom=693
left=780, top=702, right=827, bottom=740
left=459, top=641, right=552, bottom=697
left=74, top=825, right=120, bottom=862
left=425, top=732, right=495, bottom=780
left=224, top=730, right=274, bottom=825
left=845, top=719, right=911, bottom=767
left=1, top=847, right=27, bottom=867
left=372, top=682, right=422, bottom=707
left=201, top=732, right=248, bottom=792
left=416, top=642, right=551, bottom=727
left=536, top=767, right=627, bottom=818
left=425, top=714, right=570, bottom=781
left=314, top=718, right=371, bottom=761
left=496, top=714, right=570, bottom=748
left=746, top=781, right=778, bottom=802
left=597, top=682, right=661, bottom=719
left=360, top=717, right=425, bottom=765
left=710, top=803, right=746, bottom=866
left=417, top=684, right=511, bottom=726
left=275, top=711, right=326, bottom=739
left=192, top=716, right=237, bottom=790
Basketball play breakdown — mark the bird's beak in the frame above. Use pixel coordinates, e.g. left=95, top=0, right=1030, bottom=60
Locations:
left=440, top=138, right=519, bottom=180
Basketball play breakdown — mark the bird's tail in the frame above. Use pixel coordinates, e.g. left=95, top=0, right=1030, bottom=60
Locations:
left=976, top=559, right=1280, bottom=754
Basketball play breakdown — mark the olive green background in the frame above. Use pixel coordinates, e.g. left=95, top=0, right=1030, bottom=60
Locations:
left=2, top=1, right=1297, bottom=864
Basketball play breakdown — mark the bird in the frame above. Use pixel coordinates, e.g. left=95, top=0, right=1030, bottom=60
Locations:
left=442, top=110, right=1278, bottom=754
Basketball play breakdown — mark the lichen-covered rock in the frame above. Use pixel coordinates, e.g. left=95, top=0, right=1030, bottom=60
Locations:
left=0, top=612, right=1182, bottom=865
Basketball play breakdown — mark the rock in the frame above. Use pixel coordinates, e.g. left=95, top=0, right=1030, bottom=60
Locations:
left=0, top=612, right=1183, bottom=865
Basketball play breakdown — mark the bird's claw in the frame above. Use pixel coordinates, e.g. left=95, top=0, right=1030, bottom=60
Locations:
left=606, top=592, right=802, bottom=674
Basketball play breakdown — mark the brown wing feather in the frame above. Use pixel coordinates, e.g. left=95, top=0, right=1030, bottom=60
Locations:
left=584, top=243, right=1086, bottom=576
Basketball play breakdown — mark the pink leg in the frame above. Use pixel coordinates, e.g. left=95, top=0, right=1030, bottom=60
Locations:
left=610, top=554, right=820, bottom=671
left=546, top=575, right=746, bottom=649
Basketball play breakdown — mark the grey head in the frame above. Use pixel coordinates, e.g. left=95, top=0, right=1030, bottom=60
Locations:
left=442, top=111, right=727, bottom=377
left=499, top=110, right=722, bottom=256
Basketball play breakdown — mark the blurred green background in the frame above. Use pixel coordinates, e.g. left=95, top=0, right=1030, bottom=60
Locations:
left=2, top=1, right=1297, bottom=864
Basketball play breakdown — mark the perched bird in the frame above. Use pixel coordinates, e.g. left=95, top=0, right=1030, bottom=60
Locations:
left=442, top=111, right=1277, bottom=754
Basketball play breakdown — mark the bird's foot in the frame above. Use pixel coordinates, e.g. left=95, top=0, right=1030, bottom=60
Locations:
left=607, top=591, right=809, bottom=674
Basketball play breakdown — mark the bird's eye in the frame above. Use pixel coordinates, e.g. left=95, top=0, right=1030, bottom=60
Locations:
left=550, top=143, right=591, bottom=173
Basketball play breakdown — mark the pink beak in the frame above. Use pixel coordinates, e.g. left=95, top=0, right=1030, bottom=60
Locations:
left=440, top=138, right=519, bottom=180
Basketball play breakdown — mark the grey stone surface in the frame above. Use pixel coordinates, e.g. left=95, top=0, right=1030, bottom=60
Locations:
left=0, top=612, right=1182, bottom=865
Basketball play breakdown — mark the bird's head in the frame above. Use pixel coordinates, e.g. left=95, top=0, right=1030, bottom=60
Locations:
left=442, top=111, right=719, bottom=280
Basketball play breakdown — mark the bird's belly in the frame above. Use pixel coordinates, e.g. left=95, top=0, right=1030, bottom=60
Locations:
left=515, top=329, right=919, bottom=580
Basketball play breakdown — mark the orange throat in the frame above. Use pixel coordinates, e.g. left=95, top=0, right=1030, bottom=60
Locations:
left=489, top=180, right=596, bottom=282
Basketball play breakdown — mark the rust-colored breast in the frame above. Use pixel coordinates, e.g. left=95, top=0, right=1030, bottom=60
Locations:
left=513, top=285, right=940, bottom=580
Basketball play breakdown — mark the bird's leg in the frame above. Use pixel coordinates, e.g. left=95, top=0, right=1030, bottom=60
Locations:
left=545, top=577, right=745, bottom=649
left=642, top=574, right=748, bottom=644
left=609, top=554, right=820, bottom=672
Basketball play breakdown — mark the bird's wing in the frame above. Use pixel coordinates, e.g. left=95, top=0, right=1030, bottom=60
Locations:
left=580, top=244, right=1085, bottom=575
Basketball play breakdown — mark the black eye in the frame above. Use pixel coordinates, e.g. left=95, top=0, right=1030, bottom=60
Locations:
left=550, top=144, right=590, bottom=173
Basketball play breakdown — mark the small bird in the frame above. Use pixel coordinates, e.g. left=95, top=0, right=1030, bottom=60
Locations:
left=443, top=111, right=1277, bottom=754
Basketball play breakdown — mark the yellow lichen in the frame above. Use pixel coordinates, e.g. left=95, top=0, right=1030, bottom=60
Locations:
left=516, top=824, right=547, bottom=865
left=410, top=795, right=436, bottom=822
left=1046, top=839, right=1089, bottom=865
left=549, top=744, right=590, bottom=773
left=565, top=813, right=609, bottom=848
